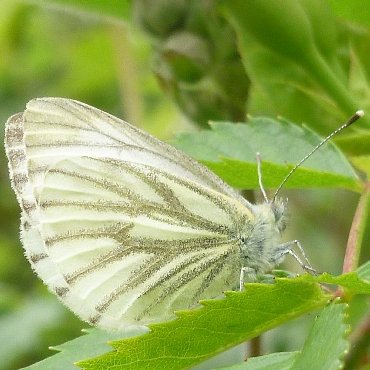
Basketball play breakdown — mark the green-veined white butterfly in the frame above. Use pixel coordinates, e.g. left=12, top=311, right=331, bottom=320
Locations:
left=4, top=98, right=362, bottom=330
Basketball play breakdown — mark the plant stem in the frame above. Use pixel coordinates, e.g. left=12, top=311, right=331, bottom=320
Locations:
left=110, top=25, right=143, bottom=126
left=342, top=181, right=370, bottom=274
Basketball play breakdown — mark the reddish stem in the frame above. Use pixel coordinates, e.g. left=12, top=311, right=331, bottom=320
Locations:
left=342, top=181, right=370, bottom=274
left=335, top=181, right=370, bottom=299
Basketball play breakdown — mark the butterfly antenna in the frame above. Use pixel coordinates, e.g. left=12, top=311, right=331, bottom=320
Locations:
left=256, top=152, right=269, bottom=202
left=272, top=110, right=364, bottom=203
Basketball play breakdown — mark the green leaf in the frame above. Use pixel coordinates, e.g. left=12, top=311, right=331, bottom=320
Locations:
left=221, top=0, right=370, bottom=128
left=26, top=266, right=370, bottom=370
left=220, top=0, right=318, bottom=64
left=327, top=0, right=370, bottom=28
left=29, top=0, right=131, bottom=21
left=174, top=118, right=360, bottom=191
left=222, top=31, right=341, bottom=134
left=303, top=262, right=370, bottom=295
left=22, top=328, right=145, bottom=370
left=291, top=303, right=349, bottom=370
left=204, top=158, right=359, bottom=191
left=316, top=272, right=370, bottom=295
left=219, top=352, right=298, bottom=369
left=77, top=278, right=329, bottom=370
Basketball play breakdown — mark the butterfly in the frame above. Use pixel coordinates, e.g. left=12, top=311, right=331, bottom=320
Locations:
left=5, top=98, right=360, bottom=330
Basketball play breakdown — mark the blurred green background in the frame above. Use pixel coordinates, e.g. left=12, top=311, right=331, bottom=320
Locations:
left=0, top=1, right=369, bottom=369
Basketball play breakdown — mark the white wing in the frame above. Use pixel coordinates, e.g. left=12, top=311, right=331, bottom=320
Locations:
left=5, top=98, right=253, bottom=329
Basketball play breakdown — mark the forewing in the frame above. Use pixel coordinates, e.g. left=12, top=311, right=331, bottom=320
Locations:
left=4, top=98, right=251, bottom=329
left=15, top=98, right=248, bottom=202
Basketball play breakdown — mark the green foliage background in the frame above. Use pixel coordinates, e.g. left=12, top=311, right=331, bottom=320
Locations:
left=0, top=1, right=369, bottom=369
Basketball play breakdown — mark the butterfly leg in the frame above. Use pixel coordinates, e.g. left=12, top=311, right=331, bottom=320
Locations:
left=285, top=249, right=317, bottom=274
left=276, top=240, right=317, bottom=275
left=291, top=240, right=314, bottom=271
left=239, top=266, right=257, bottom=291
